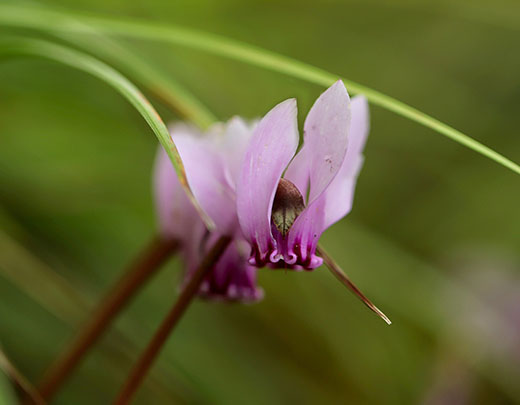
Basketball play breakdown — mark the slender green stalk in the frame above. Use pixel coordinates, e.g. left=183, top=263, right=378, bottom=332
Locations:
left=0, top=36, right=215, bottom=230
left=0, top=4, right=518, bottom=175
left=48, top=25, right=216, bottom=129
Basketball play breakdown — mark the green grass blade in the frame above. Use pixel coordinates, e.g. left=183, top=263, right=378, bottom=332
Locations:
left=0, top=4, right=518, bottom=175
left=48, top=24, right=217, bottom=129
left=0, top=36, right=215, bottom=229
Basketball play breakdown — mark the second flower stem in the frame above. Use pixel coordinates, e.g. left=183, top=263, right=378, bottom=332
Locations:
left=37, top=235, right=179, bottom=401
left=113, top=235, right=232, bottom=405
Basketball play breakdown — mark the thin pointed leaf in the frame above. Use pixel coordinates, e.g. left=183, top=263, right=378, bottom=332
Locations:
left=317, top=245, right=391, bottom=325
left=0, top=36, right=215, bottom=229
left=47, top=21, right=217, bottom=129
left=0, top=4, right=518, bottom=175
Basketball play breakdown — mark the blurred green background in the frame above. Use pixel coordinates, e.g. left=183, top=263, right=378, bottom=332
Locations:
left=1, top=0, right=519, bottom=403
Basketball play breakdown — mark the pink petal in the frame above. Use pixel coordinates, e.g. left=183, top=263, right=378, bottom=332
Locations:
left=153, top=146, right=199, bottom=240
left=323, top=95, right=369, bottom=228
left=302, top=80, right=351, bottom=204
left=287, top=95, right=369, bottom=267
left=236, top=99, right=299, bottom=260
left=197, top=235, right=264, bottom=302
left=220, top=117, right=256, bottom=189
left=172, top=128, right=236, bottom=234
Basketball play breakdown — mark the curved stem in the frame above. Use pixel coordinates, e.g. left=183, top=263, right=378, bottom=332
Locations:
left=0, top=4, right=518, bottom=174
left=317, top=244, right=391, bottom=325
left=113, top=235, right=232, bottom=405
left=47, top=24, right=217, bottom=129
left=37, top=236, right=179, bottom=401
left=0, top=36, right=215, bottom=230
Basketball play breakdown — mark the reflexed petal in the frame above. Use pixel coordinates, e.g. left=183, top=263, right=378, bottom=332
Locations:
left=303, top=80, right=351, bottom=204
left=220, top=117, right=256, bottom=189
left=173, top=130, right=236, bottom=234
left=236, top=99, right=299, bottom=261
left=287, top=95, right=369, bottom=264
left=323, top=95, right=369, bottom=228
left=158, top=121, right=263, bottom=301
left=153, top=147, right=199, bottom=240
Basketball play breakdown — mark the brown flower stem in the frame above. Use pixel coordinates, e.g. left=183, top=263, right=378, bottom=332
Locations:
left=0, top=349, right=46, bottom=405
left=113, top=235, right=232, bottom=405
left=37, top=236, right=179, bottom=401
left=317, top=244, right=391, bottom=325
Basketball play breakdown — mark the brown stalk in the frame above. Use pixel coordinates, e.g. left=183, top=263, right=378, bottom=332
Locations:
left=113, top=235, right=232, bottom=405
left=37, top=236, right=179, bottom=401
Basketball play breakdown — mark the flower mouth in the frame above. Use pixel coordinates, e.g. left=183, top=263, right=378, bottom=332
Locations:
left=271, top=178, right=305, bottom=236
left=248, top=178, right=323, bottom=270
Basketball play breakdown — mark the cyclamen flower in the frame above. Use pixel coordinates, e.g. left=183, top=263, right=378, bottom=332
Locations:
left=153, top=120, right=263, bottom=302
left=155, top=80, right=367, bottom=297
left=237, top=80, right=369, bottom=270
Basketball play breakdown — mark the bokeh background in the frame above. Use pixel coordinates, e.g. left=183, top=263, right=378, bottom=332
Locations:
left=1, top=0, right=519, bottom=403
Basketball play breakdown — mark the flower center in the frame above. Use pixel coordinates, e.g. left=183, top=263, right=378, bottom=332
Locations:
left=271, top=178, right=305, bottom=236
